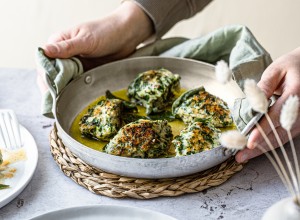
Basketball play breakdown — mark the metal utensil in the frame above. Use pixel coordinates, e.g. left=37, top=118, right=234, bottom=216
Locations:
left=0, top=109, right=22, bottom=150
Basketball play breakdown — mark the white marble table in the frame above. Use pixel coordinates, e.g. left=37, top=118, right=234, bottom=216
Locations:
left=0, top=68, right=298, bottom=220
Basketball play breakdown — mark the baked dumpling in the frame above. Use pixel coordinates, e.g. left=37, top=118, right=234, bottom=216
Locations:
left=172, top=121, right=221, bottom=156
left=172, top=87, right=233, bottom=127
left=105, top=119, right=173, bottom=158
left=127, top=68, right=181, bottom=114
left=79, top=99, right=122, bottom=141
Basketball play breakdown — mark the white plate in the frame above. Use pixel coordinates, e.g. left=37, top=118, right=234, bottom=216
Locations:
left=29, top=205, right=177, bottom=220
left=0, top=125, right=38, bottom=208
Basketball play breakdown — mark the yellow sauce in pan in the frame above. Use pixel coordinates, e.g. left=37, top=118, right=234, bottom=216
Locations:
left=70, top=89, right=186, bottom=156
left=69, top=88, right=236, bottom=157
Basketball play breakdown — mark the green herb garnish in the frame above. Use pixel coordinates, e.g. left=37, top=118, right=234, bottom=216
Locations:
left=147, top=110, right=175, bottom=122
left=0, top=184, right=9, bottom=190
left=106, top=90, right=137, bottom=112
left=121, top=114, right=146, bottom=124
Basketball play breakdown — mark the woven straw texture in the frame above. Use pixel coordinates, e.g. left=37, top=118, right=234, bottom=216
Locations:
left=50, top=124, right=244, bottom=199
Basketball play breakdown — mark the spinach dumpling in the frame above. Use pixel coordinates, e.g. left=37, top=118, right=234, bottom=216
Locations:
left=79, top=99, right=122, bottom=141
left=172, top=87, right=233, bottom=127
left=105, top=119, right=173, bottom=158
left=127, top=68, right=181, bottom=114
left=172, top=121, right=221, bottom=156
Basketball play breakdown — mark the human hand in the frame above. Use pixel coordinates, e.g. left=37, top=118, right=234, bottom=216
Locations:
left=236, top=47, right=300, bottom=163
left=42, top=1, right=153, bottom=70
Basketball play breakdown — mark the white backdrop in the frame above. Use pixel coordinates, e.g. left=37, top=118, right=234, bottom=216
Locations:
left=0, top=0, right=299, bottom=68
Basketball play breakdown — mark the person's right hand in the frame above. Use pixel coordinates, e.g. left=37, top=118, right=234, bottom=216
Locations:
left=42, top=1, right=153, bottom=70
left=235, top=46, right=300, bottom=163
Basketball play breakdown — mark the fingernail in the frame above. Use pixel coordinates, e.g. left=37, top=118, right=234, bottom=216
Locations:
left=47, top=44, right=58, bottom=54
left=247, top=133, right=256, bottom=149
left=247, top=141, right=255, bottom=149
left=240, top=153, right=248, bottom=163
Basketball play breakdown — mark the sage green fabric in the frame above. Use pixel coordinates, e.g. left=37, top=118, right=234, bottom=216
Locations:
left=36, top=48, right=84, bottom=118
left=131, top=25, right=272, bottom=89
left=37, top=25, right=272, bottom=131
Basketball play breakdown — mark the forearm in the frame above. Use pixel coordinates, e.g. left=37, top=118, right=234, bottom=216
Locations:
left=133, top=0, right=213, bottom=38
left=113, top=1, right=154, bottom=49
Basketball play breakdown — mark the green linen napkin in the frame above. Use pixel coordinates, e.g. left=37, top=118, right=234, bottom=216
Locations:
left=36, top=48, right=84, bottom=118
left=36, top=25, right=272, bottom=131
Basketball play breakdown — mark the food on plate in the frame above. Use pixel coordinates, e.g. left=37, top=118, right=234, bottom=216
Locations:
left=172, top=120, right=221, bottom=156
left=79, top=99, right=123, bottom=141
left=0, top=150, right=2, bottom=165
left=172, top=87, right=233, bottom=127
left=127, top=68, right=181, bottom=114
left=105, top=119, right=173, bottom=158
left=0, top=148, right=26, bottom=190
left=0, top=150, right=8, bottom=190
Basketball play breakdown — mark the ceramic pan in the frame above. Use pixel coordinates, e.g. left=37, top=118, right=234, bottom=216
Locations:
left=48, top=57, right=245, bottom=179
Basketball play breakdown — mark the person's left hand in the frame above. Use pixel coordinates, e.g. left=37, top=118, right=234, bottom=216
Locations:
left=42, top=1, right=153, bottom=71
left=36, top=1, right=153, bottom=94
left=235, top=47, right=300, bottom=163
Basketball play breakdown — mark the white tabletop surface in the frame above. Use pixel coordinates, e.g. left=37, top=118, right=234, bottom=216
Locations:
left=0, top=68, right=298, bottom=220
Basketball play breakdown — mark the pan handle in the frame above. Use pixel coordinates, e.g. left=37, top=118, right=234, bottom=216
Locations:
left=224, top=112, right=264, bottom=156
left=240, top=112, right=264, bottom=136
left=240, top=98, right=273, bottom=136
left=228, top=99, right=273, bottom=156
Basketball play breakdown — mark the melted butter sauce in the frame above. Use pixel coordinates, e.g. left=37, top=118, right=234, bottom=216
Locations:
left=69, top=88, right=236, bottom=157
left=70, top=89, right=187, bottom=155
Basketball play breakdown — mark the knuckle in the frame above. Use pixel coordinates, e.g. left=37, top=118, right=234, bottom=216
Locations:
left=63, top=41, right=74, bottom=52
left=284, top=82, right=300, bottom=96
left=258, top=79, right=274, bottom=97
left=266, top=64, right=282, bottom=75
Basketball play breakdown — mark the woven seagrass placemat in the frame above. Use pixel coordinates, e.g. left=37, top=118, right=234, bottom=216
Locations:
left=49, top=124, right=244, bottom=199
